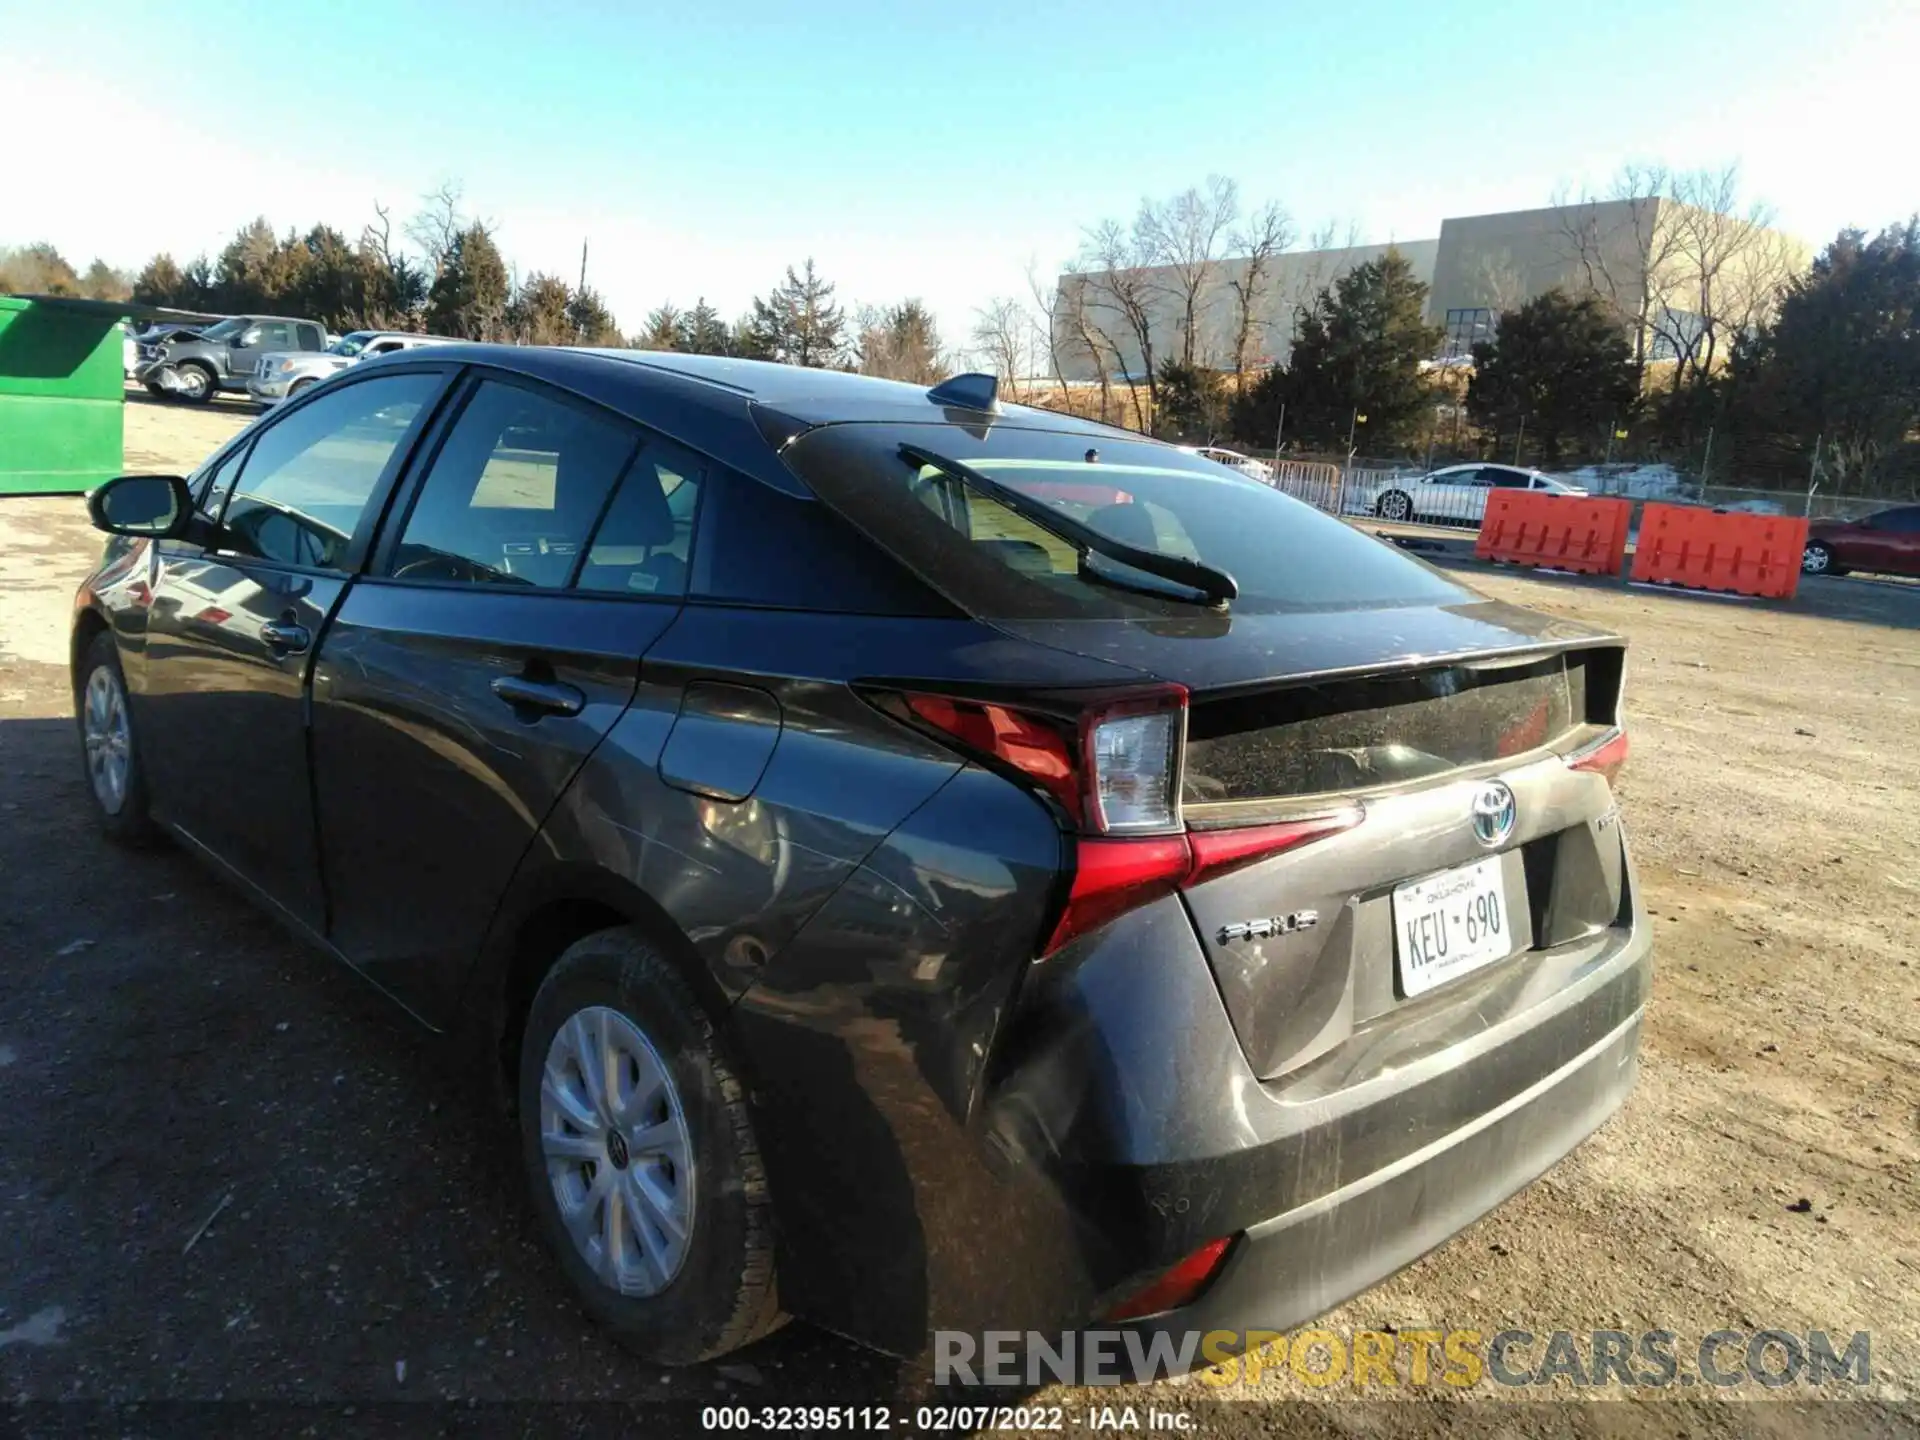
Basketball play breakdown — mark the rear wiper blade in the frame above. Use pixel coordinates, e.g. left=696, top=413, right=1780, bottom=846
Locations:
left=898, top=443, right=1238, bottom=607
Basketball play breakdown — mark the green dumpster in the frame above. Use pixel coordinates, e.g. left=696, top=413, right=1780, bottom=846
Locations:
left=0, top=294, right=218, bottom=496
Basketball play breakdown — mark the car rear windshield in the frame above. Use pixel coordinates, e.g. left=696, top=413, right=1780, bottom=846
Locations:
left=781, top=422, right=1468, bottom=620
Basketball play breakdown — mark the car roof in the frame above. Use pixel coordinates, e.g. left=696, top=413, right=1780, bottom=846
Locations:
left=397, top=344, right=1142, bottom=434
left=357, top=345, right=1168, bottom=499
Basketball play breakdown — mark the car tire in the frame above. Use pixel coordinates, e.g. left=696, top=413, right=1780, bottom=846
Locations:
left=1801, top=541, right=1844, bottom=576
left=75, top=630, right=159, bottom=846
left=517, top=927, right=783, bottom=1365
left=174, top=362, right=216, bottom=404
left=143, top=382, right=166, bottom=399
left=1376, top=489, right=1413, bottom=522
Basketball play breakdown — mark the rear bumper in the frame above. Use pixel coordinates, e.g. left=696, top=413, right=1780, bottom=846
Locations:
left=1124, top=998, right=1642, bottom=1351
left=986, top=886, right=1651, bottom=1345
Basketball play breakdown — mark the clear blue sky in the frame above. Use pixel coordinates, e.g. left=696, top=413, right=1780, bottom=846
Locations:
left=4, top=0, right=1912, bottom=349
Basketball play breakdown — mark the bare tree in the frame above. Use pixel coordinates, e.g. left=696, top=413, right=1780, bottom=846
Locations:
left=1655, top=166, right=1795, bottom=390
left=1053, top=265, right=1116, bottom=423
left=1136, top=176, right=1240, bottom=368
left=970, top=298, right=1034, bottom=401
left=1024, top=260, right=1075, bottom=409
left=1080, top=217, right=1162, bottom=427
left=407, top=181, right=480, bottom=283
left=1224, top=200, right=1295, bottom=392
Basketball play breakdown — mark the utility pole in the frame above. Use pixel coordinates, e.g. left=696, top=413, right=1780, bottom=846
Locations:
left=1806, top=433, right=1822, bottom=516
left=1513, top=416, right=1526, bottom=467
left=1273, top=402, right=1286, bottom=462
left=1603, top=419, right=1616, bottom=469
left=579, top=238, right=588, bottom=295
left=1700, top=426, right=1715, bottom=500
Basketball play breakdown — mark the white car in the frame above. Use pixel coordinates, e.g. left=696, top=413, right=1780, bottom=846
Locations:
left=246, top=330, right=456, bottom=406
left=1176, top=445, right=1275, bottom=482
left=1371, top=463, right=1588, bottom=526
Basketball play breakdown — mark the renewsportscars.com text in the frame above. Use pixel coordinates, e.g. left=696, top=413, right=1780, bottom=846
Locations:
left=933, top=1327, right=1873, bottom=1390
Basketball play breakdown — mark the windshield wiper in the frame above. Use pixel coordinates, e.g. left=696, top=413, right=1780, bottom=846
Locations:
left=898, top=443, right=1238, bottom=607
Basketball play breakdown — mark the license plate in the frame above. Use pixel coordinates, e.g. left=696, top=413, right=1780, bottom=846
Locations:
left=1393, top=855, right=1516, bottom=997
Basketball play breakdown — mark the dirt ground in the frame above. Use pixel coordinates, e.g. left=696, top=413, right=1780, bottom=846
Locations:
left=0, top=394, right=1914, bottom=1436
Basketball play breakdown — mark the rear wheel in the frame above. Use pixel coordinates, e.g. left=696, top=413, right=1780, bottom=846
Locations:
left=1376, top=489, right=1413, bottom=522
left=76, top=631, right=158, bottom=845
left=517, top=928, right=782, bottom=1363
left=1802, top=541, right=1844, bottom=576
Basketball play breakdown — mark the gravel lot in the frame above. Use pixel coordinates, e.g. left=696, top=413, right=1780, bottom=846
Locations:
left=0, top=393, right=1914, bottom=1435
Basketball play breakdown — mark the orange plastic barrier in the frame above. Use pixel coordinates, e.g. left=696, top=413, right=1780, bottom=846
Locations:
left=1628, top=503, right=1808, bottom=600
left=1474, top=492, right=1632, bottom=577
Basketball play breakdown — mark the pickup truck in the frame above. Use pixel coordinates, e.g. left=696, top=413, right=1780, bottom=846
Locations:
left=134, top=315, right=327, bottom=403
left=246, top=330, right=457, bottom=406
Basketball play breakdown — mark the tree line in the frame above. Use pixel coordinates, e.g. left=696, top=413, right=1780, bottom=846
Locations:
left=2, top=183, right=953, bottom=383
left=972, top=165, right=1920, bottom=494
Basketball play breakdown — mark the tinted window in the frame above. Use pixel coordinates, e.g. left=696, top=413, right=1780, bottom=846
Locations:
left=1490, top=470, right=1533, bottom=488
left=785, top=424, right=1466, bottom=620
left=693, top=464, right=949, bottom=614
left=297, top=325, right=325, bottom=352
left=219, top=371, right=440, bottom=570
left=391, top=379, right=636, bottom=589
left=575, top=441, right=704, bottom=599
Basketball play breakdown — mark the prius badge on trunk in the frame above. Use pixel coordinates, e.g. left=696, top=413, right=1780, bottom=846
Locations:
left=1218, top=912, right=1319, bottom=944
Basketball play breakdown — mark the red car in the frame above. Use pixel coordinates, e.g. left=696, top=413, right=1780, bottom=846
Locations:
left=1802, top=505, right=1920, bottom=578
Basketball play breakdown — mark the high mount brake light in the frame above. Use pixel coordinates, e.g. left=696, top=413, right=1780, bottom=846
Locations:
left=891, top=686, right=1362, bottom=958
left=1569, top=730, right=1629, bottom=787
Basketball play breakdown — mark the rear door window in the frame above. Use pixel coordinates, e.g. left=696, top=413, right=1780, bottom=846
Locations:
left=390, top=377, right=638, bottom=589
left=574, top=440, right=705, bottom=599
left=783, top=424, right=1467, bottom=620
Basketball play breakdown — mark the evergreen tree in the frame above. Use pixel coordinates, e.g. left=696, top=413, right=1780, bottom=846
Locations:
left=747, top=259, right=845, bottom=367
left=566, top=286, right=621, bottom=346
left=1466, top=289, right=1638, bottom=465
left=1154, top=358, right=1229, bottom=440
left=425, top=225, right=511, bottom=340
left=728, top=315, right=776, bottom=361
left=854, top=299, right=947, bottom=383
left=1282, top=250, right=1444, bottom=451
left=636, top=303, right=683, bottom=351
left=506, top=272, right=575, bottom=344
left=131, top=254, right=186, bottom=307
left=678, top=299, right=730, bottom=355
left=1724, top=219, right=1920, bottom=491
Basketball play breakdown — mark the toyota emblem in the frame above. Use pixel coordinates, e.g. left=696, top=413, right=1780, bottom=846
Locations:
left=1470, top=780, right=1517, bottom=848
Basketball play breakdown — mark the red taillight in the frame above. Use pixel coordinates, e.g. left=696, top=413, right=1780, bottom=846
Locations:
left=1569, top=730, right=1629, bottom=787
left=906, top=694, right=1081, bottom=822
left=1043, top=834, right=1191, bottom=956
left=887, top=685, right=1359, bottom=957
left=1043, top=811, right=1360, bottom=956
left=1185, top=811, right=1363, bottom=888
left=1101, top=1236, right=1234, bottom=1322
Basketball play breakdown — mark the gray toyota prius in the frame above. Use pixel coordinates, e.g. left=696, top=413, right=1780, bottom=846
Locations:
left=71, top=347, right=1649, bottom=1367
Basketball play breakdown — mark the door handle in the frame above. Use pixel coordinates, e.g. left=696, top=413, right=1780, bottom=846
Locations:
left=260, top=619, right=311, bottom=655
left=491, top=674, right=585, bottom=717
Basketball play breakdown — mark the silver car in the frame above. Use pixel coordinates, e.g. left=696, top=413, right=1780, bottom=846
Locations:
left=246, top=330, right=456, bottom=405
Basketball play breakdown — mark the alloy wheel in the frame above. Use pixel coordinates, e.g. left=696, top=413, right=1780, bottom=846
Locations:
left=539, top=1005, right=695, bottom=1297
left=1802, top=543, right=1830, bottom=574
left=82, top=664, right=131, bottom=815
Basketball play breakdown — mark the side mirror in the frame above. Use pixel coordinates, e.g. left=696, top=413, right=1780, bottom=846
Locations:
left=86, top=475, right=192, bottom=539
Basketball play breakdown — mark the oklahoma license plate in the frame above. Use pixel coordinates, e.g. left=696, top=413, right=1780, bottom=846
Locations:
left=1393, top=855, right=1517, bottom=997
